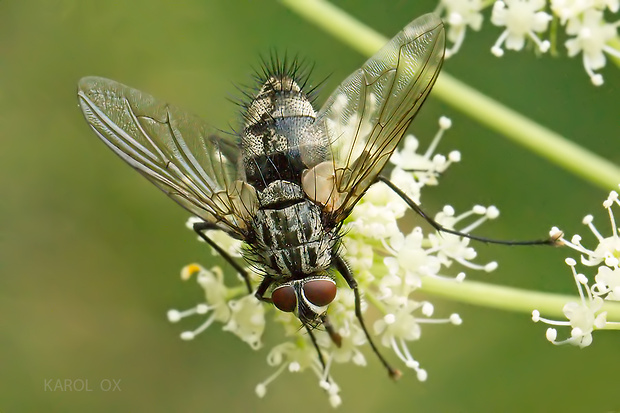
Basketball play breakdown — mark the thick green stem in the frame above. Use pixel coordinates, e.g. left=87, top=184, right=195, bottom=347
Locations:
left=418, top=276, right=620, bottom=319
left=280, top=0, right=620, bottom=190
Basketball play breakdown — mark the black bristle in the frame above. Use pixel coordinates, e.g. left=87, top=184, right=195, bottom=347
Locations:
left=235, top=51, right=323, bottom=125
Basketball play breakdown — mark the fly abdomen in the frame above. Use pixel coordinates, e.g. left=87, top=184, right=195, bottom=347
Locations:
left=241, top=75, right=328, bottom=190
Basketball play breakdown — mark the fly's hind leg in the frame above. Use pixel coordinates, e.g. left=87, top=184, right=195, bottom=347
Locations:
left=377, top=175, right=558, bottom=246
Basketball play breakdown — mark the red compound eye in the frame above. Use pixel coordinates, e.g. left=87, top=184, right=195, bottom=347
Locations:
left=271, top=285, right=297, bottom=313
left=303, top=279, right=337, bottom=307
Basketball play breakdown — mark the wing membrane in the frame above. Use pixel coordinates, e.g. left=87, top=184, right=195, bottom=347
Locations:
left=77, top=77, right=256, bottom=237
left=313, top=13, right=445, bottom=220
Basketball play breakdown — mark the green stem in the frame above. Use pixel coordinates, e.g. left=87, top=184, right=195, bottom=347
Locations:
left=280, top=0, right=620, bottom=190
left=434, top=76, right=620, bottom=189
left=609, top=37, right=620, bottom=68
left=418, top=276, right=620, bottom=320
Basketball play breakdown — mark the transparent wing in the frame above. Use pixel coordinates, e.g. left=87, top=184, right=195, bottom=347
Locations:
left=77, top=77, right=257, bottom=238
left=311, top=13, right=445, bottom=221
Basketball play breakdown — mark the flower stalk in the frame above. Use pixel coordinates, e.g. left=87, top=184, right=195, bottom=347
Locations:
left=419, top=276, right=620, bottom=319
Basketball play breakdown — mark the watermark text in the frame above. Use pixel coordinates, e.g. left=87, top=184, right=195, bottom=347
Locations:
left=43, top=378, right=121, bottom=392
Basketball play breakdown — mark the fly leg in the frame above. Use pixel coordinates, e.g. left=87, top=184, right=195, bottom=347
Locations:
left=305, top=325, right=329, bottom=374
left=334, top=255, right=401, bottom=380
left=377, top=175, right=558, bottom=246
left=193, top=221, right=253, bottom=294
left=254, top=277, right=273, bottom=303
left=321, top=315, right=342, bottom=347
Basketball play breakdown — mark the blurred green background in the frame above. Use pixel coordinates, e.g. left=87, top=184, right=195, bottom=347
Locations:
left=2, top=0, right=619, bottom=412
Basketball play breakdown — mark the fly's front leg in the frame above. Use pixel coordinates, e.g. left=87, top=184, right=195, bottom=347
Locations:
left=193, top=221, right=253, bottom=294
left=254, top=277, right=273, bottom=303
left=305, top=325, right=329, bottom=374
left=333, top=255, right=401, bottom=380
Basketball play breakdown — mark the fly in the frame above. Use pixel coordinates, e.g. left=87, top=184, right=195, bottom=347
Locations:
left=77, top=13, right=554, bottom=379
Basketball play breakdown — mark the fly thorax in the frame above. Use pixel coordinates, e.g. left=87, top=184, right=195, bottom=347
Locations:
left=250, top=183, right=337, bottom=277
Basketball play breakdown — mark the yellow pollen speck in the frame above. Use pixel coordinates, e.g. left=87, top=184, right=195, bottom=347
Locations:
left=181, top=263, right=202, bottom=280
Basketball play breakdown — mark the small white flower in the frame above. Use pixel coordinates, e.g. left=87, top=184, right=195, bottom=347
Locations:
left=168, top=265, right=232, bottom=340
left=266, top=341, right=320, bottom=372
left=551, top=0, right=619, bottom=25
left=594, top=265, right=620, bottom=299
left=427, top=205, right=500, bottom=272
left=533, top=258, right=607, bottom=347
left=556, top=190, right=620, bottom=266
left=375, top=300, right=423, bottom=344
left=327, top=324, right=368, bottom=366
left=256, top=340, right=342, bottom=405
left=565, top=9, right=620, bottom=85
left=536, top=189, right=620, bottom=347
left=383, top=227, right=440, bottom=290
left=390, top=117, right=455, bottom=173
left=373, top=300, right=427, bottom=379
left=169, top=264, right=267, bottom=348
left=436, top=0, right=485, bottom=56
left=341, top=238, right=375, bottom=278
left=432, top=0, right=618, bottom=86
left=491, top=0, right=552, bottom=56
left=347, top=182, right=407, bottom=240
left=390, top=118, right=459, bottom=191
left=222, top=295, right=266, bottom=349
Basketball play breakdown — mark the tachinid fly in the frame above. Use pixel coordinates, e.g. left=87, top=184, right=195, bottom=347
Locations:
left=78, top=14, right=446, bottom=378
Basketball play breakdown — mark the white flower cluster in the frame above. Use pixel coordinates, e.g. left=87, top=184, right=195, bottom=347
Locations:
left=167, top=117, right=503, bottom=407
left=167, top=264, right=265, bottom=349
left=436, top=0, right=620, bottom=85
left=533, top=189, right=620, bottom=347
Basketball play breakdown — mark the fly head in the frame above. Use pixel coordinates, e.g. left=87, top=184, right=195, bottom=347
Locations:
left=271, top=276, right=338, bottom=326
